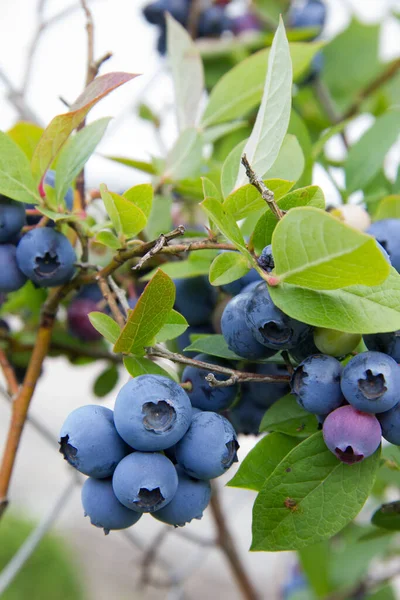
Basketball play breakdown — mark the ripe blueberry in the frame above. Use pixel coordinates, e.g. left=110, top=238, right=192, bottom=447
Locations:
left=112, top=452, right=178, bottom=513
left=228, top=398, right=266, bottom=435
left=364, top=331, right=400, bottom=363
left=175, top=411, right=239, bottom=479
left=323, top=405, right=381, bottom=464
left=197, top=6, right=232, bottom=37
left=113, top=375, right=192, bottom=451
left=152, top=465, right=211, bottom=527
left=181, top=353, right=238, bottom=412
left=289, top=329, right=319, bottom=363
left=16, top=228, right=76, bottom=287
left=341, top=351, right=400, bottom=414
left=378, top=403, right=400, bottom=445
left=174, top=276, right=217, bottom=326
left=244, top=282, right=311, bottom=350
left=367, top=219, right=400, bottom=272
left=0, top=196, right=26, bottom=242
left=82, top=477, right=142, bottom=534
left=289, top=0, right=326, bottom=31
left=59, top=405, right=129, bottom=478
left=257, top=245, right=275, bottom=273
left=0, top=244, right=27, bottom=292
left=291, top=355, right=344, bottom=415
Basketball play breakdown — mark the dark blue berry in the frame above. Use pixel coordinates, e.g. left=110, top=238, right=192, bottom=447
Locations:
left=378, top=403, right=400, bottom=445
left=291, top=355, right=344, bottom=415
left=228, top=399, right=265, bottom=435
left=289, top=0, right=326, bottom=32
left=197, top=6, right=232, bottom=37
left=257, top=245, right=274, bottom=273
left=367, top=219, right=400, bottom=273
left=0, top=196, right=26, bottom=242
left=174, top=276, right=217, bottom=326
left=364, top=331, right=400, bottom=362
left=0, top=244, right=27, bottom=292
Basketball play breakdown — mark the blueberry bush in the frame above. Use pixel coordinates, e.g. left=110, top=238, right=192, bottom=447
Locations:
left=1, top=0, right=400, bottom=598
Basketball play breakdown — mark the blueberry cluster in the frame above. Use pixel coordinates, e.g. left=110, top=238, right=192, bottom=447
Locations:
left=59, top=374, right=239, bottom=533
left=0, top=171, right=76, bottom=295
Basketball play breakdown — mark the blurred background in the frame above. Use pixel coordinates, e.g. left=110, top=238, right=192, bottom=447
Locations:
left=0, top=0, right=400, bottom=598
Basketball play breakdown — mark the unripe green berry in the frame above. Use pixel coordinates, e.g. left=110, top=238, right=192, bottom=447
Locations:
left=314, top=328, right=361, bottom=357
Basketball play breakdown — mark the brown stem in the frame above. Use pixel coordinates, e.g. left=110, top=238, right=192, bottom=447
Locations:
left=132, top=225, right=186, bottom=271
left=96, top=276, right=126, bottom=328
left=210, top=483, right=259, bottom=600
left=146, top=346, right=290, bottom=385
left=241, top=154, right=285, bottom=221
left=0, top=350, right=19, bottom=396
left=187, top=0, right=203, bottom=39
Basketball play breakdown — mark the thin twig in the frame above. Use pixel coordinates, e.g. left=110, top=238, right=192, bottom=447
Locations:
left=0, top=350, right=19, bottom=396
left=146, top=346, right=290, bottom=385
left=96, top=276, right=126, bottom=328
left=107, top=276, right=130, bottom=316
left=0, top=68, right=41, bottom=124
left=132, top=226, right=186, bottom=271
left=139, top=528, right=171, bottom=588
left=241, top=154, right=285, bottom=220
left=205, top=373, right=239, bottom=388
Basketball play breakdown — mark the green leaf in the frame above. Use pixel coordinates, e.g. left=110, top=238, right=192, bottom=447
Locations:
left=254, top=0, right=290, bottom=24
left=167, top=14, right=204, bottom=131
left=228, top=433, right=299, bottom=491
left=7, top=121, right=44, bottom=160
left=345, top=110, right=400, bottom=193
left=201, top=198, right=251, bottom=258
left=123, top=183, right=153, bottom=219
left=272, top=207, right=390, bottom=289
left=235, top=18, right=293, bottom=189
left=55, top=117, right=111, bottom=205
left=93, top=364, right=119, bottom=398
left=36, top=207, right=77, bottom=221
left=95, top=230, right=121, bottom=249
left=264, top=134, right=305, bottom=182
left=103, top=155, right=157, bottom=175
left=298, top=542, right=332, bottom=598
left=223, top=179, right=294, bottom=220
left=371, top=501, right=400, bottom=531
left=0, top=281, right=46, bottom=318
left=221, top=140, right=247, bottom=199
left=209, top=252, right=250, bottom=286
left=202, top=42, right=323, bottom=128
left=31, top=72, right=138, bottom=182
left=0, top=131, right=41, bottom=204
left=260, top=394, right=318, bottom=438
left=88, top=312, right=120, bottom=344
left=252, top=185, right=325, bottom=254
left=184, top=334, right=243, bottom=360
left=123, top=355, right=171, bottom=378
left=164, top=128, right=203, bottom=181
left=251, top=432, right=381, bottom=551
left=203, top=121, right=248, bottom=145
left=202, top=176, right=222, bottom=202
left=141, top=250, right=216, bottom=281
left=155, top=309, right=188, bottom=343
left=374, top=195, right=400, bottom=220
left=269, top=267, right=400, bottom=334
left=114, top=269, right=175, bottom=354
left=99, top=184, right=147, bottom=238
left=145, top=194, right=173, bottom=240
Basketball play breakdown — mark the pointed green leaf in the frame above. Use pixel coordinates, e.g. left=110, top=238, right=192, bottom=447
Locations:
left=145, top=194, right=173, bottom=240
left=202, top=176, right=222, bottom=202
left=123, top=183, right=153, bottom=219
left=260, top=394, right=318, bottom=438
left=251, top=432, right=381, bottom=551
left=123, top=355, right=170, bottom=378
left=223, top=179, right=294, bottom=220
left=37, top=207, right=77, bottom=221
left=99, top=184, right=147, bottom=238
left=209, top=252, right=250, bottom=286
left=93, top=364, right=119, bottom=398
left=0, top=132, right=41, bottom=204
left=95, top=230, right=121, bottom=249
left=264, top=134, right=305, bottom=182
left=31, top=72, right=138, bottom=182
left=114, top=269, right=175, bottom=354
left=55, top=117, right=110, bottom=204
left=201, top=198, right=251, bottom=258
left=269, top=267, right=400, bottom=334
left=7, top=121, right=44, bottom=160
left=252, top=185, right=325, bottom=254
left=372, top=501, right=400, bottom=531
left=103, top=155, right=157, bottom=174
left=88, top=312, right=120, bottom=344
left=374, top=195, right=400, bottom=221
left=228, top=433, right=299, bottom=491
left=221, top=140, right=247, bottom=199
left=184, top=334, right=243, bottom=360
left=272, top=207, right=390, bottom=289
left=141, top=250, right=217, bottom=281
left=167, top=14, right=204, bottom=131
left=235, top=19, right=292, bottom=189
left=165, top=128, right=203, bottom=181
left=155, top=309, right=188, bottom=343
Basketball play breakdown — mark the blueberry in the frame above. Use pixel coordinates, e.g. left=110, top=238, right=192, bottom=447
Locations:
left=16, top=228, right=76, bottom=287
left=244, top=282, right=311, bottom=351
left=82, top=478, right=142, bottom=534
left=59, top=405, right=129, bottom=478
left=221, top=291, right=276, bottom=360
left=26, top=169, right=73, bottom=225
left=243, top=362, right=290, bottom=408
left=176, top=322, right=215, bottom=357
left=112, top=452, right=178, bottom=513
left=323, top=405, right=381, bottom=464
left=197, top=6, right=232, bottom=37
left=289, top=0, right=326, bottom=31
left=0, top=196, right=26, bottom=242
left=364, top=331, right=400, bottom=362
left=228, top=399, right=265, bottom=435
left=314, top=328, right=361, bottom=357
left=257, top=245, right=275, bottom=273
left=378, top=404, right=400, bottom=445
left=289, top=329, right=319, bottom=363
left=76, top=283, right=103, bottom=303
left=367, top=219, right=400, bottom=272
left=291, top=355, right=344, bottom=415
left=221, top=268, right=261, bottom=296
left=341, top=351, right=400, bottom=414
left=143, top=0, right=190, bottom=27
left=113, top=375, right=192, bottom=451
left=67, top=298, right=103, bottom=342
left=182, top=353, right=238, bottom=412
left=0, top=244, right=27, bottom=292
left=232, top=12, right=262, bottom=35
left=152, top=465, right=211, bottom=527
left=174, top=276, right=217, bottom=326
left=175, top=411, right=239, bottom=479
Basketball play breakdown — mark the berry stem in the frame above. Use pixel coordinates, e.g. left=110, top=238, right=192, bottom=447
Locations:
left=0, top=350, right=19, bottom=397
left=241, top=153, right=285, bottom=221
